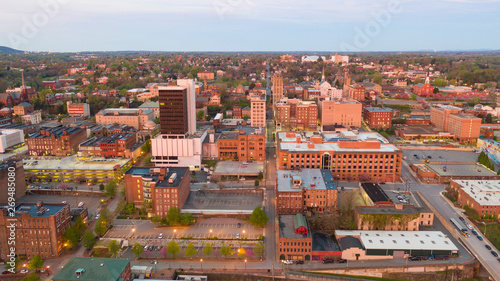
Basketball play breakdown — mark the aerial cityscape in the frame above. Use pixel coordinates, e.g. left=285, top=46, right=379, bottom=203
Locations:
left=1, top=1, right=500, bottom=281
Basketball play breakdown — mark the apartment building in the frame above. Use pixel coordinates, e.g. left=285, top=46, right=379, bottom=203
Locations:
left=276, top=98, right=317, bottom=131
left=79, top=132, right=137, bottom=158
left=13, top=102, right=33, bottom=116
left=96, top=108, right=154, bottom=129
left=251, top=96, right=266, bottom=128
left=276, top=169, right=337, bottom=214
left=348, top=84, right=365, bottom=101
left=66, top=101, right=90, bottom=117
left=124, top=167, right=190, bottom=218
left=0, top=202, right=71, bottom=259
left=217, top=129, right=265, bottom=161
left=447, top=113, right=481, bottom=143
left=363, top=107, right=393, bottom=129
left=430, top=105, right=462, bottom=131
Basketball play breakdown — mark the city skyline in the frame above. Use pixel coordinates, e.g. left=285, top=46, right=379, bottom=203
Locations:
left=1, top=0, right=499, bottom=52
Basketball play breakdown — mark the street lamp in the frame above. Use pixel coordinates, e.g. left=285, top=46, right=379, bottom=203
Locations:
left=200, top=258, right=203, bottom=270
left=244, top=258, right=247, bottom=269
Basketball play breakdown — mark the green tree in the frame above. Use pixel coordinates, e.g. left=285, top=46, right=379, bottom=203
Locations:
left=249, top=206, right=269, bottom=227
left=220, top=244, right=234, bottom=258
left=258, top=172, right=263, bottom=180
left=99, top=183, right=105, bottom=191
left=205, top=115, right=211, bottom=121
left=180, top=213, right=195, bottom=226
left=202, top=244, right=213, bottom=257
left=21, top=273, right=40, bottom=281
left=196, top=110, right=204, bottom=121
left=94, top=218, right=108, bottom=237
left=63, top=224, right=82, bottom=249
left=131, top=243, right=144, bottom=259
left=485, top=113, right=493, bottom=124
left=108, top=240, right=120, bottom=256
left=168, top=240, right=181, bottom=258
left=141, top=139, right=151, bottom=153
left=82, top=231, right=96, bottom=249
left=373, top=74, right=383, bottom=85
left=166, top=206, right=181, bottom=225
left=27, top=254, right=44, bottom=271
left=105, top=181, right=117, bottom=198
left=254, top=242, right=265, bottom=259
left=184, top=243, right=197, bottom=258
left=254, top=180, right=259, bottom=186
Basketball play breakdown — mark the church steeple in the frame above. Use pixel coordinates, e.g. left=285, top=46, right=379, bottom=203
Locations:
left=321, top=67, right=325, bottom=82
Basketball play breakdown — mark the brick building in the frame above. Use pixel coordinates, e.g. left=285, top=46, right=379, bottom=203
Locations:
left=66, top=101, right=90, bottom=118
left=277, top=131, right=402, bottom=182
left=96, top=108, right=155, bottom=130
left=447, top=113, right=481, bottom=143
left=0, top=202, right=71, bottom=259
left=217, top=130, right=265, bottom=161
left=79, top=132, right=137, bottom=158
left=413, top=80, right=434, bottom=96
left=348, top=84, right=365, bottom=101
left=275, top=98, right=317, bottom=131
left=250, top=96, right=266, bottom=127
left=27, top=126, right=87, bottom=156
left=232, top=106, right=242, bottom=119
left=276, top=169, right=337, bottom=214
left=0, top=160, right=26, bottom=204
left=278, top=214, right=313, bottom=261
left=450, top=180, right=500, bottom=219
left=430, top=105, right=462, bottom=131
left=13, top=102, right=33, bottom=116
left=318, top=100, right=362, bottom=129
left=363, top=107, right=393, bottom=129
left=124, top=167, right=190, bottom=218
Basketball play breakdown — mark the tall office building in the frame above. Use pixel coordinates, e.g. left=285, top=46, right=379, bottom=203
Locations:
left=152, top=79, right=205, bottom=169
left=158, top=79, right=195, bottom=135
left=272, top=73, right=284, bottom=103
left=251, top=96, right=266, bottom=128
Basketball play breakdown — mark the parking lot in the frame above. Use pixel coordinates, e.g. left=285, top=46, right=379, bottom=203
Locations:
left=105, top=218, right=262, bottom=240
left=403, top=149, right=479, bottom=166
left=18, top=194, right=104, bottom=218
left=182, top=191, right=262, bottom=214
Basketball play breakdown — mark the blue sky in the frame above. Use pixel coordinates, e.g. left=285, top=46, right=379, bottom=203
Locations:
left=1, top=0, right=499, bottom=52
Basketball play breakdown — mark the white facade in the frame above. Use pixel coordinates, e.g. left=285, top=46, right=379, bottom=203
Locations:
left=251, top=97, right=266, bottom=128
left=320, top=88, right=343, bottom=100
left=151, top=131, right=207, bottom=170
left=0, top=130, right=24, bottom=153
left=21, top=111, right=42, bottom=125
left=176, top=79, right=196, bottom=135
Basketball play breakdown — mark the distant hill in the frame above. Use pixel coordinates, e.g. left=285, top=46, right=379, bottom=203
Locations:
left=0, top=46, right=23, bottom=54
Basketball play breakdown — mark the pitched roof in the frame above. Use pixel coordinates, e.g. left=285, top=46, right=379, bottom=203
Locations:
left=293, top=213, right=308, bottom=230
left=52, top=257, right=130, bottom=281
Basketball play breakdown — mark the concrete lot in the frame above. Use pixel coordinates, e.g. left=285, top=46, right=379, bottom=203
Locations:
left=214, top=161, right=264, bottom=176
left=426, top=163, right=498, bottom=177
left=18, top=193, right=104, bottom=218
left=403, top=149, right=479, bottom=165
left=182, top=191, right=262, bottom=214
left=105, top=218, right=262, bottom=240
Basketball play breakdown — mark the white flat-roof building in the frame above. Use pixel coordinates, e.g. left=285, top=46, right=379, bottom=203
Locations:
left=335, top=230, right=458, bottom=260
left=451, top=180, right=500, bottom=218
left=0, top=130, right=24, bottom=153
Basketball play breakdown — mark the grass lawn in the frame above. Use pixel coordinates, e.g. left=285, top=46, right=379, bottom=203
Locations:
left=482, top=223, right=500, bottom=250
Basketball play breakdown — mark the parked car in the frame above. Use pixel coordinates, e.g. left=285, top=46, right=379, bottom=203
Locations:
left=235, top=233, right=240, bottom=238
left=1, top=271, right=11, bottom=275
left=337, top=259, right=347, bottom=263
left=295, top=260, right=304, bottom=264
left=459, top=216, right=465, bottom=222
left=237, top=223, right=241, bottom=228
left=322, top=259, right=334, bottom=264
left=20, top=269, right=28, bottom=274
left=158, top=233, right=163, bottom=239
left=95, top=214, right=100, bottom=220
left=471, top=230, right=478, bottom=235
left=408, top=256, right=422, bottom=261
left=497, top=257, right=500, bottom=262
left=491, top=251, right=499, bottom=257
left=477, top=236, right=483, bottom=241
left=62, top=201, right=67, bottom=204
left=486, top=245, right=492, bottom=250
left=78, top=202, right=84, bottom=208
left=283, top=260, right=293, bottom=265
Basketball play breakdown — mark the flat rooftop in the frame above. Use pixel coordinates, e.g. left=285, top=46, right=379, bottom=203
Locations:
left=335, top=230, right=458, bottom=252
left=213, top=161, right=264, bottom=176
left=279, top=215, right=310, bottom=239
left=23, top=155, right=131, bottom=171
left=312, top=231, right=340, bottom=252
left=356, top=205, right=418, bottom=215
left=0, top=202, right=67, bottom=217
left=361, top=183, right=392, bottom=203
left=452, top=180, right=500, bottom=206
left=426, top=164, right=499, bottom=177
left=364, top=107, right=393, bottom=112
left=397, top=126, right=448, bottom=135
left=125, top=167, right=188, bottom=188
left=277, top=169, right=336, bottom=192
